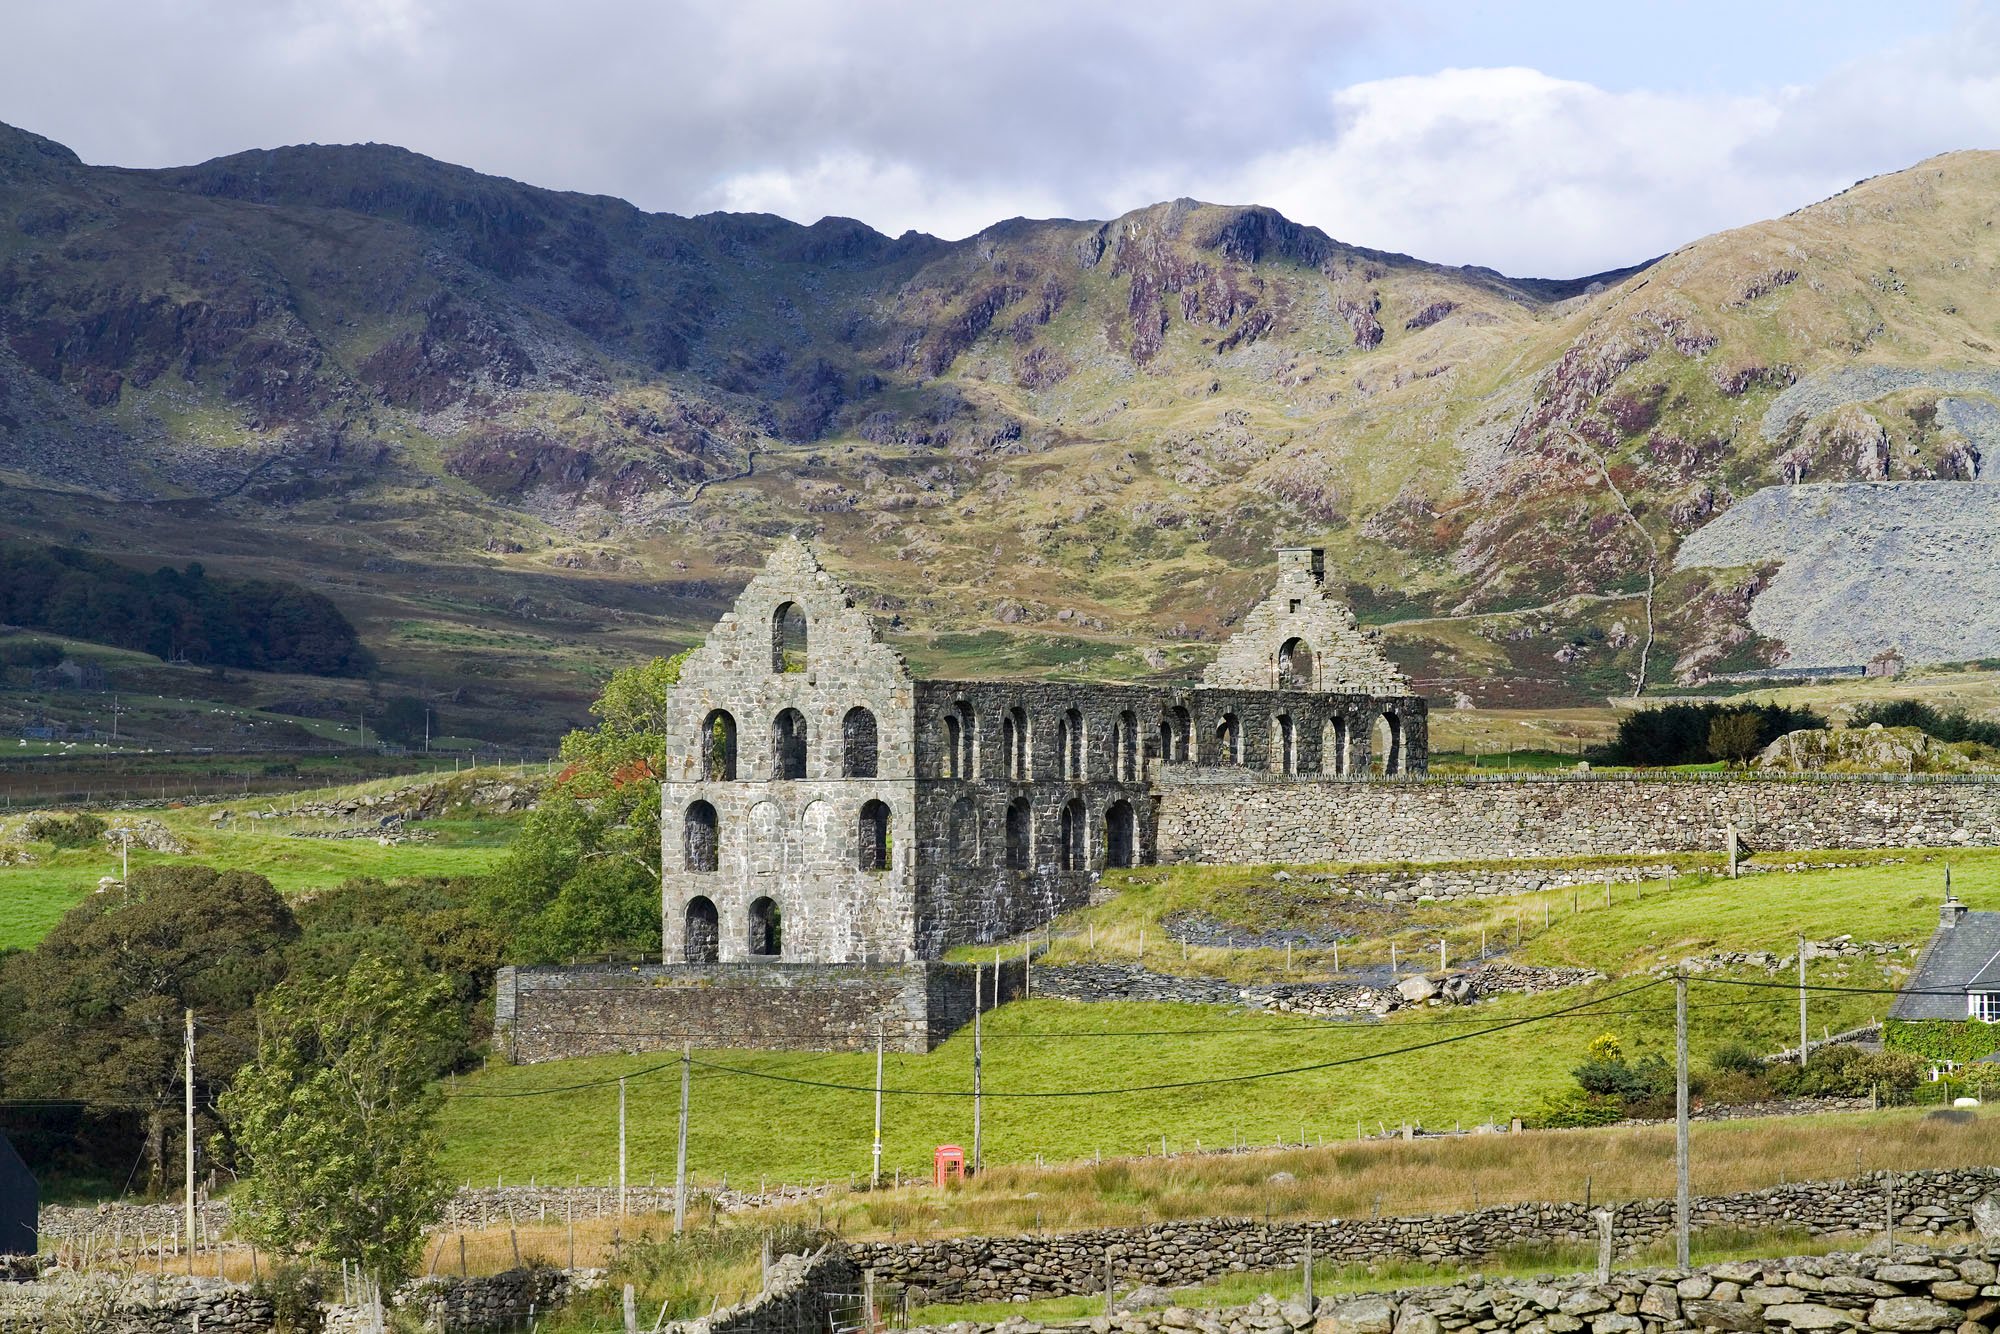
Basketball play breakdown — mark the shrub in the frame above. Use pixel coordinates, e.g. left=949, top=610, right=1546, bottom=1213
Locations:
left=1592, top=701, right=1825, bottom=766
left=1709, top=1042, right=1765, bottom=1076
left=1529, top=1088, right=1624, bottom=1128
left=1854, top=700, right=2000, bottom=748
left=251, top=1264, right=325, bottom=1334
left=22, top=812, right=106, bottom=849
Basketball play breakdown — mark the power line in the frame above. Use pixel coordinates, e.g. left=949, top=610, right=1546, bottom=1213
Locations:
left=454, top=979, right=1666, bottom=1102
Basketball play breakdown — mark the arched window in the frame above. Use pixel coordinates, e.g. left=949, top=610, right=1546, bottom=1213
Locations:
left=772, top=708, right=808, bottom=780
left=842, top=707, right=878, bottom=778
left=1115, top=710, right=1138, bottom=781
left=948, top=796, right=976, bottom=862
left=1003, top=707, right=1029, bottom=780
left=1272, top=714, right=1296, bottom=774
left=683, top=800, right=719, bottom=872
left=1373, top=711, right=1403, bottom=777
left=956, top=700, right=977, bottom=777
left=1105, top=799, right=1137, bottom=868
left=1162, top=706, right=1191, bottom=763
left=1278, top=637, right=1315, bottom=690
left=943, top=715, right=963, bottom=778
left=683, top=896, right=720, bottom=963
left=1325, top=716, right=1349, bottom=777
left=1058, top=708, right=1085, bottom=781
left=1059, top=799, right=1086, bottom=871
left=1004, top=797, right=1031, bottom=870
left=701, top=710, right=738, bottom=781
left=748, top=896, right=781, bottom=957
left=771, top=602, right=808, bottom=673
left=1215, top=713, right=1242, bottom=765
left=858, top=799, right=890, bottom=871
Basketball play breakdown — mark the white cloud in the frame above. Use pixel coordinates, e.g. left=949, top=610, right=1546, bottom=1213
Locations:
left=5, top=1, right=2000, bottom=275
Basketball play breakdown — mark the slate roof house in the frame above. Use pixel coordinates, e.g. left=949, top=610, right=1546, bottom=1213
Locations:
left=1889, top=895, right=2000, bottom=1025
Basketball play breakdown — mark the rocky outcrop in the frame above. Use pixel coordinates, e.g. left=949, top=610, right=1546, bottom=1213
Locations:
left=1759, top=727, right=1996, bottom=774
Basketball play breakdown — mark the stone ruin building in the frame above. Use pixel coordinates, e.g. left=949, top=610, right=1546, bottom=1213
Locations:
left=656, top=538, right=1428, bottom=966
left=497, top=538, right=2000, bottom=1061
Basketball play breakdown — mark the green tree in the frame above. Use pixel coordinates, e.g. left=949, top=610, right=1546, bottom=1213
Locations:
left=0, top=865, right=296, bottom=1194
left=373, top=696, right=431, bottom=747
left=288, top=876, right=503, bottom=1070
left=474, top=651, right=687, bottom=961
left=1707, top=710, right=1764, bottom=767
left=221, top=955, right=457, bottom=1300
left=556, top=651, right=689, bottom=792
left=479, top=783, right=661, bottom=962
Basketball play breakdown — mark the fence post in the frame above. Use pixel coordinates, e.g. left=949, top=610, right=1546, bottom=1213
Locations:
left=1595, top=1208, right=1613, bottom=1282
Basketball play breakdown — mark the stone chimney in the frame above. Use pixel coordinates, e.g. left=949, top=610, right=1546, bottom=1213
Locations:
left=1942, top=893, right=1968, bottom=929
left=1276, top=547, right=1325, bottom=587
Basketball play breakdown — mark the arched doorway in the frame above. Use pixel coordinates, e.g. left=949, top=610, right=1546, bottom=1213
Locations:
left=1278, top=637, right=1315, bottom=689
left=683, top=801, right=719, bottom=872
left=772, top=708, right=808, bottom=780
left=1004, top=798, right=1031, bottom=870
left=701, top=710, right=738, bottom=781
left=843, top=707, right=879, bottom=778
left=858, top=799, right=890, bottom=871
left=748, top=896, right=781, bottom=957
left=683, top=896, right=720, bottom=963
left=771, top=602, right=808, bottom=672
left=1272, top=714, right=1295, bottom=774
left=1215, top=713, right=1241, bottom=764
left=1059, top=798, right=1086, bottom=871
left=1371, top=712, right=1402, bottom=777
left=1105, top=799, right=1136, bottom=868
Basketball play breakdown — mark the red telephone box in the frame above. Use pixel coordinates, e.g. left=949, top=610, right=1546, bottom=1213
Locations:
left=933, top=1144, right=966, bottom=1187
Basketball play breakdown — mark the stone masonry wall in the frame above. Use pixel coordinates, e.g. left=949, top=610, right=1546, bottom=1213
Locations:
left=846, top=1168, right=2000, bottom=1303
left=903, top=1245, right=2000, bottom=1334
left=1158, top=773, right=2000, bottom=864
left=668, top=1247, right=860, bottom=1334
left=495, top=959, right=1030, bottom=1061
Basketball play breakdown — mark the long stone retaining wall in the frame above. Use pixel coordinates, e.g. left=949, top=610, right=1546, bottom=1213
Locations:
left=846, top=1169, right=2000, bottom=1303
left=0, top=1268, right=595, bottom=1333
left=1157, top=773, right=2000, bottom=864
left=903, top=1244, right=2000, bottom=1334
left=494, top=958, right=1029, bottom=1061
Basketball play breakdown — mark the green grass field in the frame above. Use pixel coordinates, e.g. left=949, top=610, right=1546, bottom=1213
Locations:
left=439, top=850, right=1984, bottom=1190
left=0, top=773, right=529, bottom=947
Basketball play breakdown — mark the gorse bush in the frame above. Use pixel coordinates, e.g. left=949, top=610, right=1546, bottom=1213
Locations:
left=1592, top=702, right=1825, bottom=767
left=21, top=812, right=105, bottom=848
left=1853, top=699, right=2000, bottom=748
left=1709, top=1042, right=1765, bottom=1077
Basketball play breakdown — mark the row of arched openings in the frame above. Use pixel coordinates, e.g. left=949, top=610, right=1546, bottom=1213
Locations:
left=681, top=799, right=893, bottom=873
left=700, top=706, right=879, bottom=781
left=679, top=894, right=782, bottom=963
left=994, top=797, right=1139, bottom=871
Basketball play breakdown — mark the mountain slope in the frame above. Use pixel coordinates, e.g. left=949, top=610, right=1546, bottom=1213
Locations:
left=3, top=122, right=1998, bottom=732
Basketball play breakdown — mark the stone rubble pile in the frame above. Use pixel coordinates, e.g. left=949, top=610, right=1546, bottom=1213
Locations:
left=1652, top=939, right=1909, bottom=977
left=1030, top=963, right=1601, bottom=1022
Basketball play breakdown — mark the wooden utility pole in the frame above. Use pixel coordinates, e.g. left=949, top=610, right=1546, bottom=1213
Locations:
left=618, top=1077, right=628, bottom=1217
left=872, top=1022, right=885, bottom=1188
left=1674, top=975, right=1689, bottom=1267
left=1798, top=935, right=1809, bottom=1068
left=673, top=1044, right=690, bottom=1233
left=972, top=965, right=984, bottom=1176
left=185, top=1008, right=196, bottom=1277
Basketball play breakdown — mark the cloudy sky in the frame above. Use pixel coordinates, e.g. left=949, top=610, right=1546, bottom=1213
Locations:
left=5, top=0, right=1999, bottom=276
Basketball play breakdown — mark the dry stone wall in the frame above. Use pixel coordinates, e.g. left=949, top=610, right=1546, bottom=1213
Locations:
left=902, top=1245, right=2000, bottom=1334
left=846, top=1169, right=2000, bottom=1303
left=1158, top=774, right=2000, bottom=864
left=668, top=1247, right=860, bottom=1334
